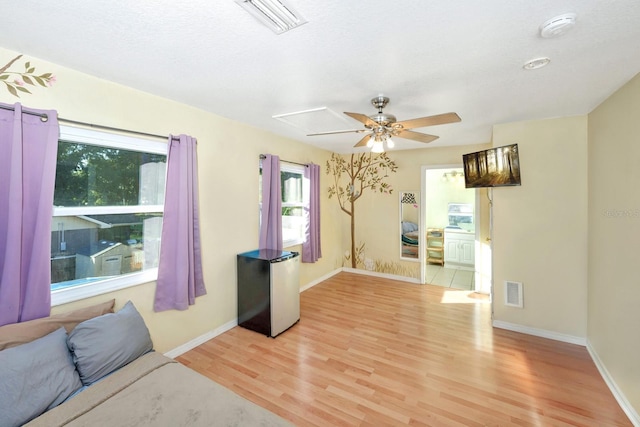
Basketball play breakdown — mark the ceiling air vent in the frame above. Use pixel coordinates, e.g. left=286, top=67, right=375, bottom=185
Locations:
left=504, top=281, right=524, bottom=308
left=272, top=107, right=352, bottom=134
left=235, top=0, right=307, bottom=34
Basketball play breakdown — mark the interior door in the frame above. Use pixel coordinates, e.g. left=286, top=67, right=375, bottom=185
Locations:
left=474, top=188, right=492, bottom=294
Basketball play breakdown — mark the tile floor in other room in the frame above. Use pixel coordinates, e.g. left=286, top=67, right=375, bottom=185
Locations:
left=426, top=264, right=474, bottom=290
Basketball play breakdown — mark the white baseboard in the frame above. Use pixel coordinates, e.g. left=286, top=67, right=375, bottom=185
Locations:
left=587, top=341, right=640, bottom=426
left=492, top=321, right=638, bottom=424
left=341, top=267, right=421, bottom=284
left=300, top=268, right=342, bottom=292
left=164, top=318, right=237, bottom=359
left=492, top=320, right=587, bottom=346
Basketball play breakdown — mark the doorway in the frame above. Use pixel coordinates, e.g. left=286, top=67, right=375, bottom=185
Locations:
left=420, top=165, right=492, bottom=295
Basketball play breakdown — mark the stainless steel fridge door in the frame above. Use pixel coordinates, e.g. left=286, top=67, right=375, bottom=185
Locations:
left=269, top=255, right=300, bottom=337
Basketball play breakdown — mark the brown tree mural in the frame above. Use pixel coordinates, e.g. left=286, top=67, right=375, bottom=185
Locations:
left=326, top=152, right=397, bottom=268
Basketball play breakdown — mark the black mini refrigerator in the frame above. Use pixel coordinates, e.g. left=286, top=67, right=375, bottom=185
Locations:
left=237, top=249, right=300, bottom=337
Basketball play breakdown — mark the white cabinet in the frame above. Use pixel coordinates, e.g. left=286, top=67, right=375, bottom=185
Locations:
left=444, top=230, right=475, bottom=267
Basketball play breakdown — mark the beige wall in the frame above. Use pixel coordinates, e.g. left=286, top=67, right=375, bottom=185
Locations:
left=588, top=72, right=640, bottom=411
left=491, top=116, right=588, bottom=338
left=0, top=47, right=342, bottom=353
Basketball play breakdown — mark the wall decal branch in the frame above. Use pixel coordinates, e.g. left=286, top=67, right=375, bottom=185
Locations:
left=0, top=54, right=56, bottom=98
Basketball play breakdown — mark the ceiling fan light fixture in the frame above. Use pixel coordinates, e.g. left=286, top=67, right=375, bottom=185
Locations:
left=371, top=141, right=385, bottom=153
left=235, top=0, right=307, bottom=34
left=309, top=96, right=461, bottom=151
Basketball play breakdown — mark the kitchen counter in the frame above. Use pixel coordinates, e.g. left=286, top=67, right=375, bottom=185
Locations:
left=444, top=227, right=475, bottom=235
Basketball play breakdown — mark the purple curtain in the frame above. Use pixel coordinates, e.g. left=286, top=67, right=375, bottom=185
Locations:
left=154, top=135, right=206, bottom=312
left=0, top=103, right=59, bottom=326
left=302, top=163, right=322, bottom=262
left=259, top=154, right=282, bottom=250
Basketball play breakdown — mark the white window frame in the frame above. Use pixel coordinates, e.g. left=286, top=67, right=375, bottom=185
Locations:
left=51, top=126, right=167, bottom=306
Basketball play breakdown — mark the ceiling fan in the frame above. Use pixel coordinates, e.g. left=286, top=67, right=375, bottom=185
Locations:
left=308, top=96, right=461, bottom=152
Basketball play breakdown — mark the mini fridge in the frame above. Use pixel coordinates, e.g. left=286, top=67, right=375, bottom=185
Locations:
left=237, top=249, right=300, bottom=337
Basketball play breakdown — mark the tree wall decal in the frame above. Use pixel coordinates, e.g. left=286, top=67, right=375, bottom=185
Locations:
left=326, top=152, right=398, bottom=268
left=0, top=54, right=56, bottom=97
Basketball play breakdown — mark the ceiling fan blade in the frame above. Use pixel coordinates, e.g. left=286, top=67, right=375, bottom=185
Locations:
left=344, top=112, right=378, bottom=128
left=354, top=134, right=373, bottom=148
left=395, top=112, right=461, bottom=130
left=307, top=129, right=365, bottom=136
left=396, top=130, right=439, bottom=144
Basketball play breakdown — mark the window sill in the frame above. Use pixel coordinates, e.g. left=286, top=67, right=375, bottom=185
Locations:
left=51, top=268, right=158, bottom=306
left=283, top=239, right=303, bottom=249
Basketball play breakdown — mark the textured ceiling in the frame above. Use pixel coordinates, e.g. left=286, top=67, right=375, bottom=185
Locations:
left=1, top=1, right=639, bottom=153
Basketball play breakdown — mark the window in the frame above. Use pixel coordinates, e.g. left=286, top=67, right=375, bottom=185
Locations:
left=281, top=163, right=306, bottom=247
left=259, top=162, right=308, bottom=248
left=51, top=126, right=167, bottom=305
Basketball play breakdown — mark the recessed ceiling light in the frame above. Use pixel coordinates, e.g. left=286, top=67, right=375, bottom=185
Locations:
left=523, top=57, right=551, bottom=70
left=539, top=13, right=577, bottom=38
left=235, top=0, right=307, bottom=34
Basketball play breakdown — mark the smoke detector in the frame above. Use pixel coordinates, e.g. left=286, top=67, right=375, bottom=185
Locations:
left=540, top=13, right=577, bottom=38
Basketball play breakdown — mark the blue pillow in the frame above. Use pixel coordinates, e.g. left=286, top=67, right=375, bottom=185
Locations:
left=67, top=301, right=153, bottom=386
left=402, top=221, right=418, bottom=234
left=0, top=327, right=82, bottom=427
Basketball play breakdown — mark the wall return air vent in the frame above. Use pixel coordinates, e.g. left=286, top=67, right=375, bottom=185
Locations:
left=235, top=0, right=307, bottom=34
left=504, top=281, right=524, bottom=308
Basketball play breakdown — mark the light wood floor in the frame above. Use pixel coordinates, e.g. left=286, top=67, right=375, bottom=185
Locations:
left=177, top=272, right=631, bottom=426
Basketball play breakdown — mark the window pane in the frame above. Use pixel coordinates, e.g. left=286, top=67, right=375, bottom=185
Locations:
left=282, top=208, right=305, bottom=242
left=55, top=141, right=166, bottom=207
left=281, top=171, right=302, bottom=204
left=51, top=213, right=163, bottom=290
left=259, top=164, right=307, bottom=246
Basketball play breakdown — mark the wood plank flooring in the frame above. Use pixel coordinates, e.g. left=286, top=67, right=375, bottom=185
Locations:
left=176, top=272, right=631, bottom=426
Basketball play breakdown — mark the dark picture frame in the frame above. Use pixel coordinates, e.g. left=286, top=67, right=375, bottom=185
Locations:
left=462, top=143, right=521, bottom=188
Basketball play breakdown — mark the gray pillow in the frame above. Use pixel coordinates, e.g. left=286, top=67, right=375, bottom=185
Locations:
left=67, top=301, right=153, bottom=386
left=0, top=328, right=82, bottom=427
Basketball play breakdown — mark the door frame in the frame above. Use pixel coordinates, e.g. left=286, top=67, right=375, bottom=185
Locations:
left=420, top=164, right=463, bottom=284
left=420, top=164, right=491, bottom=295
